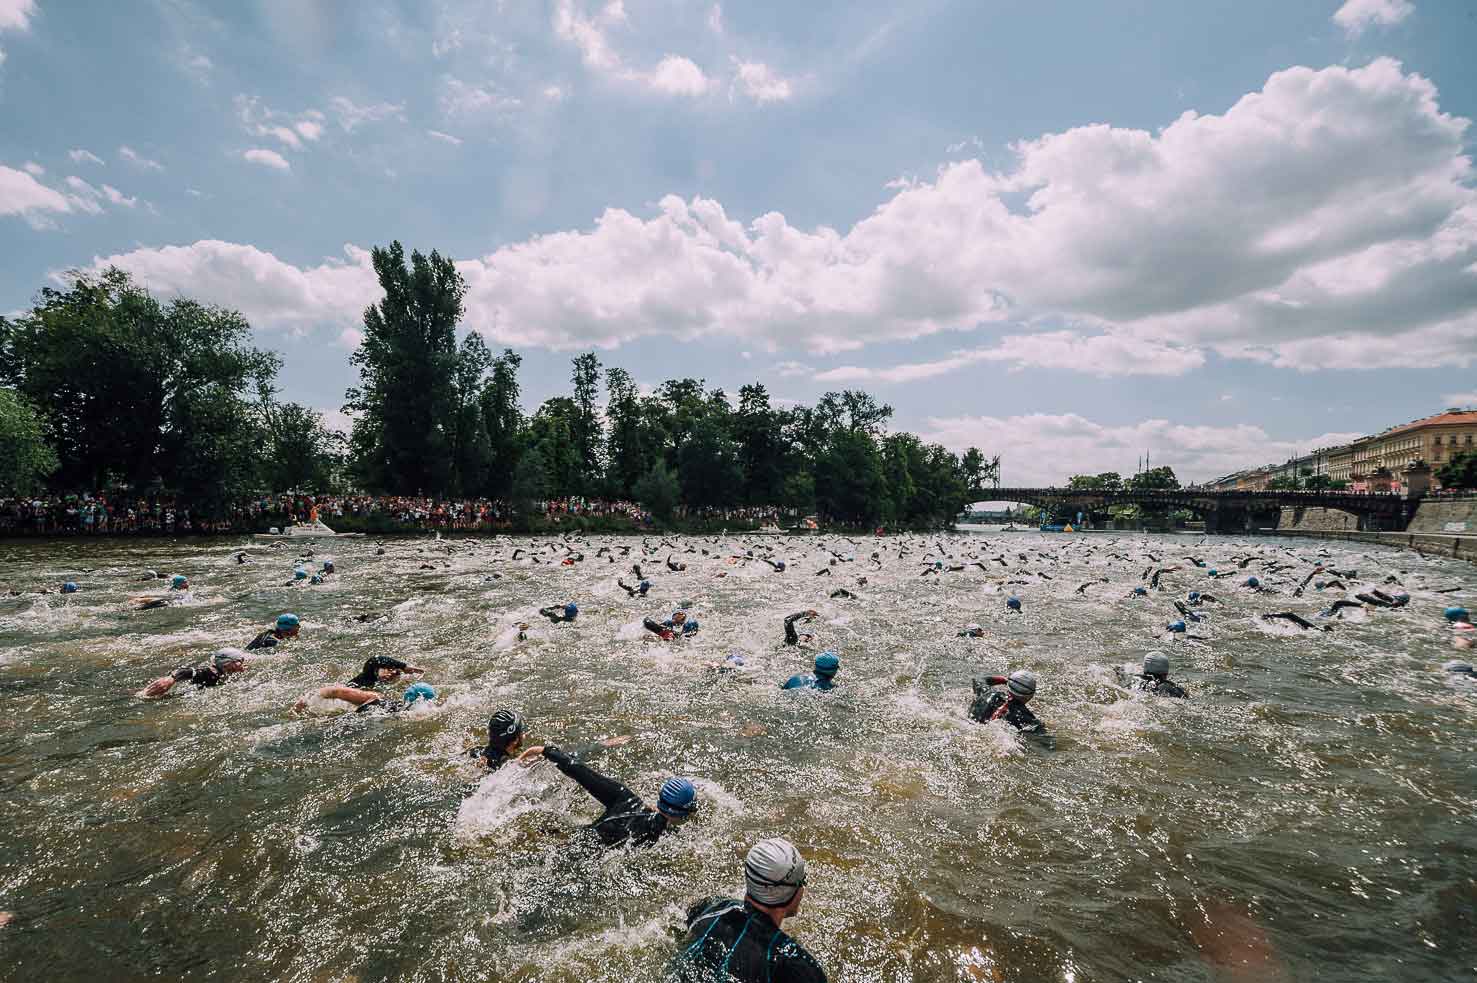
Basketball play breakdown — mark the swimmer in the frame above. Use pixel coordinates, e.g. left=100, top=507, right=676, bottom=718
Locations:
left=667, top=555, right=688, bottom=572
left=781, top=652, right=840, bottom=691
left=1006, top=596, right=1022, bottom=613
left=246, top=613, right=300, bottom=650
left=1322, top=599, right=1365, bottom=619
left=968, top=670, right=1045, bottom=733
left=644, top=610, right=699, bottom=640
left=141, top=648, right=249, bottom=698
left=140, top=569, right=163, bottom=582
left=539, top=602, right=579, bottom=624
left=346, top=655, right=427, bottom=688
left=617, top=578, right=652, bottom=597
left=957, top=623, right=985, bottom=638
left=1128, top=652, right=1188, bottom=698
left=1446, top=606, right=1473, bottom=628
left=517, top=747, right=698, bottom=848
left=668, top=837, right=827, bottom=983
left=1262, top=612, right=1329, bottom=632
left=294, top=682, right=436, bottom=714
left=1444, top=660, right=1475, bottom=683
left=1355, top=589, right=1409, bottom=609
left=131, top=574, right=190, bottom=610
left=708, top=653, right=748, bottom=673
left=762, top=559, right=787, bottom=573
left=321, top=559, right=335, bottom=575
left=60, top=581, right=79, bottom=594
left=469, top=709, right=526, bottom=770
left=235, top=551, right=250, bottom=565
left=783, top=610, right=819, bottom=647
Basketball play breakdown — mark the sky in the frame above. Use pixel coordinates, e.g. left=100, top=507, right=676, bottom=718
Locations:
left=3, top=0, right=1477, bottom=486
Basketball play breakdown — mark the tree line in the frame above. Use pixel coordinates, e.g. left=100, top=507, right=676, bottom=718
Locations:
left=0, top=242, right=999, bottom=528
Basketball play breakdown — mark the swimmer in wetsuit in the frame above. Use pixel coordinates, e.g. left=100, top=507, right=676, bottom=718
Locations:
left=246, top=612, right=301, bottom=650
left=516, top=747, right=698, bottom=848
left=783, top=610, right=818, bottom=646
left=645, top=610, right=699, bottom=640
left=669, top=837, right=827, bottom=983
left=1127, top=652, right=1188, bottom=698
left=540, top=602, right=579, bottom=624
left=297, top=682, right=437, bottom=714
left=781, top=652, right=839, bottom=691
left=1262, top=611, right=1329, bottom=631
left=1355, top=589, right=1409, bottom=609
left=667, top=555, right=688, bottom=572
left=618, top=578, right=652, bottom=597
left=957, top=623, right=985, bottom=638
left=345, top=655, right=427, bottom=689
left=968, top=670, right=1045, bottom=733
left=469, top=709, right=526, bottom=770
left=141, top=648, right=249, bottom=698
left=131, top=574, right=191, bottom=610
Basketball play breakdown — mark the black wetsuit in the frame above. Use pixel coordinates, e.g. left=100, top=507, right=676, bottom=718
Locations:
left=347, top=655, right=409, bottom=688
left=170, top=664, right=226, bottom=688
left=245, top=629, right=285, bottom=651
left=968, top=678, right=1045, bottom=733
left=1262, top=612, right=1326, bottom=631
left=669, top=897, right=828, bottom=983
left=469, top=746, right=514, bottom=770
left=1355, top=590, right=1407, bottom=609
left=644, top=617, right=675, bottom=640
left=1132, top=675, right=1188, bottom=698
left=355, top=697, right=412, bottom=714
left=783, top=612, right=812, bottom=647
left=540, top=605, right=577, bottom=624
left=540, top=746, right=673, bottom=848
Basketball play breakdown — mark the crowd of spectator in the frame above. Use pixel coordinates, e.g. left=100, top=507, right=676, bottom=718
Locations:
left=0, top=492, right=785, bottom=537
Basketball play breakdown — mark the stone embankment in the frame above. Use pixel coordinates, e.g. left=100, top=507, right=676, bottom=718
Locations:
left=1276, top=496, right=1477, bottom=564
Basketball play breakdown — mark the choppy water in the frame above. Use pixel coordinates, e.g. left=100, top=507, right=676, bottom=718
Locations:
left=1, top=532, right=1473, bottom=983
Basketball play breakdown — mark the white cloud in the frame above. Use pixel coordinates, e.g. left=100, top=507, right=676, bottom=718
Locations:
left=1442, top=392, right=1477, bottom=407
left=441, top=77, right=521, bottom=116
left=815, top=333, right=1202, bottom=383
left=553, top=0, right=621, bottom=71
left=180, top=50, right=212, bottom=83
left=295, top=119, right=323, bottom=141
left=237, top=96, right=327, bottom=149
left=732, top=60, right=792, bottom=103
left=318, top=407, right=354, bottom=433
left=921, top=413, right=1363, bottom=486
left=647, top=55, right=711, bottom=96
left=101, top=184, right=137, bottom=208
left=186, top=188, right=204, bottom=197
left=243, top=148, right=291, bottom=171
left=707, top=3, right=723, bottom=34
left=2, top=165, right=72, bottom=226
left=118, top=146, right=163, bottom=170
left=543, top=84, right=566, bottom=101
left=432, top=28, right=463, bottom=58
left=0, top=0, right=35, bottom=32
left=328, top=95, right=405, bottom=131
left=335, top=328, right=363, bottom=350
left=1333, top=0, right=1414, bottom=37
left=67, top=60, right=1477, bottom=372
left=61, top=175, right=139, bottom=212
left=22, top=160, right=42, bottom=175
left=68, top=148, right=104, bottom=166
left=427, top=129, right=463, bottom=145
left=773, top=361, right=812, bottom=377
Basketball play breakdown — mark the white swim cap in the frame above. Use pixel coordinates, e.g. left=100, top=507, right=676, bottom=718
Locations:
left=745, top=837, right=807, bottom=906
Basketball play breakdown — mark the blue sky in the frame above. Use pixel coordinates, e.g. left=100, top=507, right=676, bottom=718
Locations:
left=3, top=0, right=1476, bottom=484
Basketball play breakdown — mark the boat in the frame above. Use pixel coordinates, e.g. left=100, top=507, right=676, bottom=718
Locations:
left=253, top=519, right=365, bottom=540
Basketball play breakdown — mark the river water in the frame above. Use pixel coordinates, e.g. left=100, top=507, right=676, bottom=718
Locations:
left=1, top=532, right=1473, bottom=982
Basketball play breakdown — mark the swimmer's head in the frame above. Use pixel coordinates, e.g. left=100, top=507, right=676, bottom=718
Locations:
left=564, top=602, right=579, bottom=619
left=403, top=682, right=436, bottom=704
left=276, top=613, right=300, bottom=635
left=322, top=560, right=334, bottom=572
left=671, top=610, right=687, bottom=625
left=61, top=582, right=78, bottom=594
left=657, top=776, right=699, bottom=821
left=724, top=653, right=746, bottom=667
left=1143, top=652, right=1171, bottom=677
left=1188, top=591, right=1201, bottom=603
left=1444, top=606, right=1470, bottom=624
left=1245, top=576, right=1260, bottom=588
left=1006, top=596, right=1022, bottom=611
left=1133, top=587, right=1148, bottom=597
left=146, top=570, right=159, bottom=580
left=775, top=561, right=786, bottom=572
left=293, top=566, right=308, bottom=580
left=1006, top=669, right=1037, bottom=700
left=1443, top=660, right=1474, bottom=675
left=1167, top=619, right=1187, bottom=633
left=487, top=709, right=525, bottom=750
left=1208, top=569, right=1218, bottom=577
left=814, top=652, right=840, bottom=678
left=963, top=622, right=983, bottom=636
left=1314, top=581, right=1327, bottom=590
left=745, top=837, right=807, bottom=908
left=212, top=648, right=248, bottom=673
left=170, top=575, right=188, bottom=590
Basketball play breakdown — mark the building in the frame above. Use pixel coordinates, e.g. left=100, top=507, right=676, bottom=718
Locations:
left=1235, top=467, right=1274, bottom=491
left=1346, top=409, right=1477, bottom=492
left=1327, top=443, right=1355, bottom=486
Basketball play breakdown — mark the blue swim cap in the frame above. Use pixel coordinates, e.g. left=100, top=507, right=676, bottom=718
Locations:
left=1446, top=606, right=1471, bottom=623
left=775, top=561, right=786, bottom=572
left=1208, top=569, right=1217, bottom=577
left=1133, top=586, right=1148, bottom=596
left=62, top=582, right=78, bottom=593
left=171, top=574, right=188, bottom=589
left=564, top=602, right=578, bottom=618
left=276, top=612, right=300, bottom=630
left=814, top=652, right=840, bottom=677
left=1006, top=596, right=1022, bottom=611
left=638, top=579, right=650, bottom=590
left=1314, top=581, right=1327, bottom=590
left=725, top=653, right=746, bottom=667
left=293, top=566, right=308, bottom=580
left=1168, top=620, right=1187, bottom=633
left=309, top=575, right=323, bottom=585
left=1188, top=591, right=1201, bottom=603
left=657, top=777, right=699, bottom=817
left=1245, top=576, right=1260, bottom=588
left=322, top=560, right=334, bottom=571
left=404, top=682, right=436, bottom=704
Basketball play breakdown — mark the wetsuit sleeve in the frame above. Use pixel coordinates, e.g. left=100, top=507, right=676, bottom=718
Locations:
left=544, top=747, right=638, bottom=811
left=776, top=947, right=830, bottom=983
left=171, top=666, right=196, bottom=683
left=784, top=613, right=803, bottom=645
left=372, top=656, right=410, bottom=673
left=684, top=896, right=724, bottom=928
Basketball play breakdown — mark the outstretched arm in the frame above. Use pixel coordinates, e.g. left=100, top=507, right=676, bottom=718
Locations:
left=540, top=746, right=638, bottom=810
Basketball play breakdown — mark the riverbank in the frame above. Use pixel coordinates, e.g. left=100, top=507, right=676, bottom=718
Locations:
left=1272, top=527, right=1477, bottom=563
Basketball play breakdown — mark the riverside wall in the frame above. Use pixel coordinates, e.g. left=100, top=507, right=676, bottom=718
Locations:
left=1276, top=506, right=1360, bottom=533
left=1273, top=497, right=1477, bottom=564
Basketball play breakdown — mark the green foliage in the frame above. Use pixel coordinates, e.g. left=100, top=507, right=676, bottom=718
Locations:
left=634, top=459, right=680, bottom=520
left=1068, top=471, right=1123, bottom=491
left=481, top=348, right=524, bottom=499
left=509, top=445, right=550, bottom=512
left=344, top=242, right=464, bottom=493
left=261, top=402, right=345, bottom=492
left=0, top=387, right=58, bottom=495
left=1129, top=466, right=1181, bottom=490
left=1437, top=450, right=1477, bottom=490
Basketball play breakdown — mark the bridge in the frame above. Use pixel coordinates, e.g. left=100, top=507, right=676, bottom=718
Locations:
left=982, top=487, right=1416, bottom=533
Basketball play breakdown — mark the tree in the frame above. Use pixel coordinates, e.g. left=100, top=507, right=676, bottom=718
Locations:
left=815, top=428, right=885, bottom=525
left=1437, top=450, right=1477, bottom=490
left=508, top=445, right=550, bottom=513
left=344, top=242, right=464, bottom=494
left=734, top=384, right=786, bottom=506
left=8, top=268, right=278, bottom=496
left=1068, top=472, right=1123, bottom=491
left=1129, top=466, right=1180, bottom=490
left=678, top=413, right=743, bottom=508
left=634, top=459, right=680, bottom=521
left=527, top=398, right=584, bottom=497
left=604, top=367, right=648, bottom=499
left=261, top=402, right=342, bottom=492
left=569, top=352, right=604, bottom=493
left=450, top=333, right=493, bottom=494
left=0, top=388, right=58, bottom=495
left=480, top=349, right=524, bottom=498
